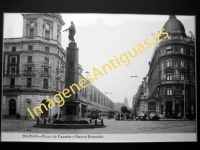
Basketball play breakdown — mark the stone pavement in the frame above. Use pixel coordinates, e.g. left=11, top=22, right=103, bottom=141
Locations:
left=2, top=118, right=196, bottom=134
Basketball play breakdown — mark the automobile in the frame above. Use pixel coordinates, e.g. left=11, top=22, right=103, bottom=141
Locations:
left=135, top=113, right=147, bottom=121
left=148, top=113, right=160, bottom=121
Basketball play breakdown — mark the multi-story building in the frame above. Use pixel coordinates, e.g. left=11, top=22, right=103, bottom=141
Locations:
left=147, top=15, right=195, bottom=118
left=133, top=75, right=148, bottom=116
left=124, top=97, right=129, bottom=108
left=3, top=13, right=115, bottom=118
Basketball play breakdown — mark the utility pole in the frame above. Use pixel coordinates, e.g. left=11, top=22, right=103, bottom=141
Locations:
left=183, top=81, right=186, bottom=119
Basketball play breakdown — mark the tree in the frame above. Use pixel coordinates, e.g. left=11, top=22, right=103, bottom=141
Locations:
left=121, top=106, right=130, bottom=113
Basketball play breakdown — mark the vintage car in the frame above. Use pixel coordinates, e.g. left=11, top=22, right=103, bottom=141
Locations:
left=135, top=113, right=147, bottom=121
left=148, top=113, right=160, bottom=121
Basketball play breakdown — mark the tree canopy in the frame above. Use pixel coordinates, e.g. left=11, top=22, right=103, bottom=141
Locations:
left=121, top=106, right=130, bottom=113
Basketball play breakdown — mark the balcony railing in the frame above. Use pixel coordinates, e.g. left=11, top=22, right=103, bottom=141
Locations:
left=41, top=71, right=51, bottom=77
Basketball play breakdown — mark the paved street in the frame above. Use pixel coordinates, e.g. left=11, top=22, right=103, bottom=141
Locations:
left=2, top=118, right=196, bottom=134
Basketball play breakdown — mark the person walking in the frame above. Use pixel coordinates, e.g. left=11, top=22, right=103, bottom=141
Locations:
left=25, top=113, right=29, bottom=120
left=16, top=112, right=19, bottom=119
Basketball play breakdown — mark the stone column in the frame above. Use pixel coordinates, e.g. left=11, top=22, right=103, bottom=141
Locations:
left=62, top=43, right=81, bottom=121
left=37, top=17, right=43, bottom=37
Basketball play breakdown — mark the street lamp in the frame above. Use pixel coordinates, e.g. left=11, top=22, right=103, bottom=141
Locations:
left=85, top=71, right=90, bottom=118
left=183, top=79, right=189, bottom=120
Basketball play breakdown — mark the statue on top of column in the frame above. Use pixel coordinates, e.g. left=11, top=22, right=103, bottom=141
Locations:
left=63, top=21, right=76, bottom=43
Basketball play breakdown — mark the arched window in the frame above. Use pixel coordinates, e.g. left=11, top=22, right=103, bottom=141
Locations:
left=29, top=21, right=35, bottom=37
left=45, top=23, right=50, bottom=39
left=26, top=101, right=31, bottom=109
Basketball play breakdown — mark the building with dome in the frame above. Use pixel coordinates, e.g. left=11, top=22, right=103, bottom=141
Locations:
left=3, top=13, right=115, bottom=118
left=146, top=15, right=195, bottom=118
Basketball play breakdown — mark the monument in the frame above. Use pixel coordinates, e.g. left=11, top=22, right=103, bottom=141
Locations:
left=62, top=21, right=83, bottom=121
left=34, top=21, right=105, bottom=128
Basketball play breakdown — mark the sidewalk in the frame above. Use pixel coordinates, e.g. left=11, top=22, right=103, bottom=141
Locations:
left=160, top=118, right=196, bottom=121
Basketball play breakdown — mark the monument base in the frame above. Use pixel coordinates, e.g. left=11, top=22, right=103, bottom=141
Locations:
left=62, top=115, right=85, bottom=121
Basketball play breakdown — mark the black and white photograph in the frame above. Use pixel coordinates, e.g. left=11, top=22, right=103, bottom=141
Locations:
left=1, top=1, right=197, bottom=143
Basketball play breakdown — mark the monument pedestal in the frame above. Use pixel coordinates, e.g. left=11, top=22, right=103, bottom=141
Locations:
left=61, top=42, right=85, bottom=121
left=62, top=101, right=85, bottom=121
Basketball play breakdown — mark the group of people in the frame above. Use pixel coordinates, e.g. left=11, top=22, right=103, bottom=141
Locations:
left=16, top=112, right=29, bottom=120
left=115, top=113, right=136, bottom=120
left=166, top=112, right=195, bottom=120
left=53, top=113, right=62, bottom=119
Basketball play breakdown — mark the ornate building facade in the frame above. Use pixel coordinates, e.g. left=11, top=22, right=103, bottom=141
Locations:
left=147, top=15, right=195, bottom=118
left=3, top=13, right=114, bottom=118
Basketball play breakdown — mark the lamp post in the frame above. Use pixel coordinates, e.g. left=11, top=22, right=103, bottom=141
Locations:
left=85, top=71, right=90, bottom=118
left=183, top=79, right=189, bottom=120
left=130, top=76, right=138, bottom=115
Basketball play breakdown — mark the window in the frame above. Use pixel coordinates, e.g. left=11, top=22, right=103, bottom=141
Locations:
left=190, top=49, right=193, bottom=56
left=30, top=29, right=34, bottom=37
left=28, top=46, right=33, bottom=51
left=148, top=102, right=156, bottom=110
left=10, top=67, right=16, bottom=75
left=30, top=22, right=35, bottom=27
left=45, top=23, right=50, bottom=39
left=45, top=30, right=50, bottom=38
left=166, top=49, right=172, bottom=54
left=57, top=61, right=59, bottom=67
left=10, top=78, right=15, bottom=87
left=180, top=47, right=185, bottom=54
left=10, top=56, right=17, bottom=64
left=181, top=61, right=185, bottom=67
left=45, top=47, right=49, bottom=52
left=166, top=59, right=172, bottom=67
left=182, top=89, right=184, bottom=95
left=175, top=69, right=179, bottom=79
left=168, top=36, right=171, bottom=39
left=44, top=57, right=49, bottom=64
left=43, top=79, right=48, bottom=89
left=167, top=88, right=172, bottom=95
left=12, top=47, right=16, bottom=52
left=181, top=74, right=185, bottom=80
left=45, top=24, right=50, bottom=30
left=44, top=68, right=49, bottom=75
left=27, top=67, right=32, bottom=73
left=166, top=46, right=172, bottom=54
left=166, top=73, right=172, bottom=80
left=26, top=101, right=31, bottom=110
left=27, top=78, right=32, bottom=88
left=27, top=56, right=32, bottom=63
left=58, top=51, right=60, bottom=56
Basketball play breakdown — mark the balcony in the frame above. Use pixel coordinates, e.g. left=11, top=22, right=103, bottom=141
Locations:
left=164, top=66, right=174, bottom=72
left=23, top=70, right=35, bottom=76
left=159, top=38, right=187, bottom=46
left=41, top=71, right=51, bottom=77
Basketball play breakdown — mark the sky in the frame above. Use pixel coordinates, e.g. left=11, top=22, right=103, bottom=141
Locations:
left=3, top=13, right=195, bottom=108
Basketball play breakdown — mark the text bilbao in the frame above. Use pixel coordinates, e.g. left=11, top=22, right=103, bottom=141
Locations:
left=27, top=29, right=168, bottom=119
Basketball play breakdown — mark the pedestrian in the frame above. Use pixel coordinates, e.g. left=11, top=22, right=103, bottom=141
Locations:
left=25, top=113, right=29, bottom=120
left=16, top=112, right=19, bottom=119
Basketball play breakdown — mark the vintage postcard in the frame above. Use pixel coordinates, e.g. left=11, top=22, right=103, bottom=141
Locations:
left=1, top=12, right=196, bottom=142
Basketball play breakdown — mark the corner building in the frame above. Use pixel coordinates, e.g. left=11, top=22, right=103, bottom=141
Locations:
left=147, top=15, right=195, bottom=118
left=3, top=13, right=115, bottom=118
